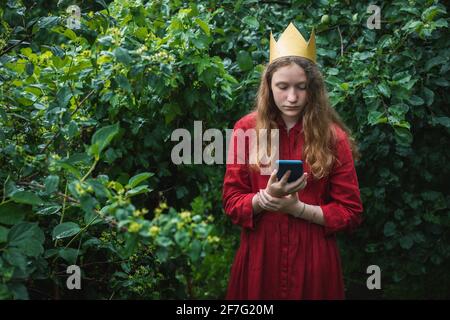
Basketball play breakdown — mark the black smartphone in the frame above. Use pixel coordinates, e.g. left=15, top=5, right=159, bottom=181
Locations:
left=276, top=160, right=303, bottom=183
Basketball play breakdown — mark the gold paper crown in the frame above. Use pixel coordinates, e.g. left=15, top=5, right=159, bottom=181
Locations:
left=269, top=22, right=316, bottom=64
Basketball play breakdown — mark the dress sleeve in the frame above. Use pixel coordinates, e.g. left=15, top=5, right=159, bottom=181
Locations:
left=222, top=121, right=257, bottom=230
left=320, top=131, right=363, bottom=236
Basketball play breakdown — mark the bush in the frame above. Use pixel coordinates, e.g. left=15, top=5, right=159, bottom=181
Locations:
left=0, top=0, right=449, bottom=299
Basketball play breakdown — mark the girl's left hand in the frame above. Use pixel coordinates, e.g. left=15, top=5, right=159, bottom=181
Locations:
left=257, top=189, right=301, bottom=216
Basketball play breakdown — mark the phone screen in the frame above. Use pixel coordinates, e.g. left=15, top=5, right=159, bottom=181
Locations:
left=276, top=160, right=303, bottom=183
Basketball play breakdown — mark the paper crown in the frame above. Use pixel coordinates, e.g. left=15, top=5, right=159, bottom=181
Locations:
left=269, top=22, right=316, bottom=64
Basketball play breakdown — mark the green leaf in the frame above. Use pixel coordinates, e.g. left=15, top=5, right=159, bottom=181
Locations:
left=64, top=28, right=77, bottom=41
left=98, top=35, right=113, bottom=46
left=7, top=222, right=44, bottom=257
left=4, top=248, right=27, bottom=271
left=22, top=239, right=45, bottom=257
left=188, top=239, right=202, bottom=262
left=236, top=51, right=253, bottom=71
left=156, top=236, right=173, bottom=248
left=11, top=191, right=43, bottom=206
left=399, top=235, right=414, bottom=249
left=408, top=95, right=424, bottom=106
left=114, top=47, right=132, bottom=65
left=116, top=74, right=131, bottom=92
left=57, top=161, right=82, bottom=179
left=119, top=234, right=138, bottom=258
left=0, top=202, right=26, bottom=225
left=242, top=16, right=259, bottom=29
left=383, top=221, right=396, bottom=237
left=434, top=77, right=449, bottom=87
left=127, top=172, right=154, bottom=189
left=38, top=16, right=59, bottom=29
left=126, top=185, right=152, bottom=197
left=327, top=68, right=339, bottom=76
left=89, top=122, right=120, bottom=158
left=56, top=86, right=72, bottom=108
left=174, top=230, right=189, bottom=247
left=431, top=116, right=450, bottom=128
left=340, top=82, right=349, bottom=91
left=195, top=18, right=210, bottom=35
left=68, top=121, right=78, bottom=138
left=155, top=247, right=168, bottom=262
left=394, top=127, right=413, bottom=146
left=0, top=226, right=9, bottom=243
left=425, top=56, right=447, bottom=71
left=36, top=205, right=61, bottom=216
left=59, top=248, right=79, bottom=265
left=86, top=179, right=111, bottom=199
left=422, top=6, right=446, bottom=22
left=84, top=209, right=102, bottom=226
left=44, top=175, right=59, bottom=194
left=25, top=62, right=34, bottom=75
left=0, top=108, right=7, bottom=122
left=191, top=34, right=210, bottom=49
left=423, top=87, right=434, bottom=106
left=367, top=110, right=387, bottom=125
left=377, top=83, right=391, bottom=98
left=9, top=283, right=29, bottom=300
left=95, top=0, right=108, bottom=9
left=52, top=222, right=81, bottom=240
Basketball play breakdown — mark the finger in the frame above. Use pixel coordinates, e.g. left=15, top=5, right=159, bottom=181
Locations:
left=287, top=172, right=307, bottom=187
left=268, top=169, right=278, bottom=184
left=258, top=190, right=270, bottom=207
left=263, top=189, right=282, bottom=206
left=279, top=170, right=291, bottom=185
left=286, top=181, right=306, bottom=195
left=259, top=196, right=277, bottom=211
left=260, top=190, right=279, bottom=210
left=259, top=189, right=272, bottom=205
left=285, top=173, right=308, bottom=193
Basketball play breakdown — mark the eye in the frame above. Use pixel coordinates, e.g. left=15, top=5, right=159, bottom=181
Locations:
left=297, top=85, right=307, bottom=90
left=277, top=85, right=288, bottom=90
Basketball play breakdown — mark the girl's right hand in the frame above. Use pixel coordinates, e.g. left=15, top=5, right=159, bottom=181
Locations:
left=265, top=169, right=308, bottom=197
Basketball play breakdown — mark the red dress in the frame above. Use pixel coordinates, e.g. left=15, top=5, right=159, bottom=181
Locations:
left=222, top=112, right=363, bottom=299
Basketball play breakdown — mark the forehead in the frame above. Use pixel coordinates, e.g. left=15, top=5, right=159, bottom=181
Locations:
left=272, top=64, right=307, bottom=83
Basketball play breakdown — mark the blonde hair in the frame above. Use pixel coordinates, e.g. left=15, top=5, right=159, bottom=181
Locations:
left=251, top=56, right=360, bottom=180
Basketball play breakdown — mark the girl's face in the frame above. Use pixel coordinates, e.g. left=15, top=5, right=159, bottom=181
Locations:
left=270, top=63, right=308, bottom=122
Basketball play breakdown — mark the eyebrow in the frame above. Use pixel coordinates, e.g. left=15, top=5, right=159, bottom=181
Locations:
left=275, top=81, right=307, bottom=85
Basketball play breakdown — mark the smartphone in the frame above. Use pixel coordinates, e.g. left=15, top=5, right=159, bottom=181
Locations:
left=276, top=160, right=303, bottom=183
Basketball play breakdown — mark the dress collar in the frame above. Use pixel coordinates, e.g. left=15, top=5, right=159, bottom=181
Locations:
left=275, top=115, right=303, bottom=134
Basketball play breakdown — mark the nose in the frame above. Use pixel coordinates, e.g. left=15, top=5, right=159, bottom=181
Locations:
left=287, top=88, right=298, bottom=103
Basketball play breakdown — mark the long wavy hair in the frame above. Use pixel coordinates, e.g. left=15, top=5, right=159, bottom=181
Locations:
left=251, top=56, right=360, bottom=180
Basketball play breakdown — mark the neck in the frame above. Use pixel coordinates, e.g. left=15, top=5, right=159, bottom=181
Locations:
left=281, top=114, right=300, bottom=130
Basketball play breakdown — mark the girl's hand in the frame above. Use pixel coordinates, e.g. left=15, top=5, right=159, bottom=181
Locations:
left=265, top=169, right=308, bottom=197
left=257, top=189, right=301, bottom=216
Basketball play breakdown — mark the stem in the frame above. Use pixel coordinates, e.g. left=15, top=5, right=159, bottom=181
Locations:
left=41, top=90, right=95, bottom=154
left=81, top=159, right=98, bottom=182
left=0, top=199, right=12, bottom=206
left=60, top=180, right=69, bottom=225
left=63, top=216, right=98, bottom=250
left=51, top=215, right=98, bottom=265
left=2, top=175, right=10, bottom=203
left=54, top=180, right=69, bottom=247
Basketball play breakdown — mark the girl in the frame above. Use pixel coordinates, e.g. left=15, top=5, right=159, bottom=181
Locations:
left=222, top=54, right=363, bottom=299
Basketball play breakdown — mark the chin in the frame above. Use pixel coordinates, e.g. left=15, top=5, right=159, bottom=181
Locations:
left=282, top=109, right=301, bottom=117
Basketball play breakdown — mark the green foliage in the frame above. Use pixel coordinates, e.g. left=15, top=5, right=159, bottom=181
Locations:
left=0, top=0, right=449, bottom=299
